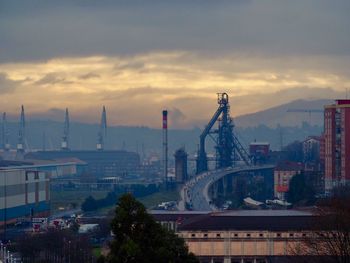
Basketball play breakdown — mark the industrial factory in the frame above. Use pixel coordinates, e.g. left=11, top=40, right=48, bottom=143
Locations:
left=0, top=106, right=145, bottom=227
left=0, top=106, right=141, bottom=178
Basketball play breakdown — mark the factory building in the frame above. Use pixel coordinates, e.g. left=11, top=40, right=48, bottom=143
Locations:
left=324, top=99, right=350, bottom=193
left=151, top=210, right=319, bottom=263
left=0, top=169, right=50, bottom=226
left=25, top=150, right=140, bottom=178
left=174, top=148, right=188, bottom=183
left=0, top=160, right=81, bottom=226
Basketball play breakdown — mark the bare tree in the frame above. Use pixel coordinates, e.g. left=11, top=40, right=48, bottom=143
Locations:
left=289, top=185, right=350, bottom=263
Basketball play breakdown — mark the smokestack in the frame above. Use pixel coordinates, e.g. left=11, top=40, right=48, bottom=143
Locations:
left=162, top=110, right=168, bottom=183
left=17, top=105, right=25, bottom=153
left=61, top=108, right=70, bottom=150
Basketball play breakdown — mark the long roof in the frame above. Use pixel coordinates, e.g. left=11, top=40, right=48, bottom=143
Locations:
left=178, top=211, right=316, bottom=231
left=150, top=210, right=317, bottom=231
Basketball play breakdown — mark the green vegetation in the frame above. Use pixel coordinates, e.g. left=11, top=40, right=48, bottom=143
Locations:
left=138, top=190, right=179, bottom=208
left=52, top=186, right=179, bottom=215
left=103, top=193, right=198, bottom=263
left=15, top=227, right=94, bottom=262
left=287, top=171, right=315, bottom=205
left=81, top=184, right=161, bottom=212
left=51, top=189, right=110, bottom=212
left=93, top=247, right=102, bottom=258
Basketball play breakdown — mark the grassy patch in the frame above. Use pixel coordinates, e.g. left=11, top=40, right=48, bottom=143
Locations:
left=51, top=189, right=110, bottom=212
left=51, top=189, right=180, bottom=214
left=138, top=190, right=179, bottom=209
left=92, top=247, right=102, bottom=258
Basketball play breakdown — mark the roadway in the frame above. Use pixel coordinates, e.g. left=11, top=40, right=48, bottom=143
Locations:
left=179, top=165, right=275, bottom=211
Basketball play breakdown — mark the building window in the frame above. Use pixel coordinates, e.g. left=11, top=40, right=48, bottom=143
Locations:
left=233, top=233, right=238, bottom=237
left=259, top=233, right=264, bottom=237
left=203, top=233, right=208, bottom=238
left=247, top=233, right=251, bottom=237
left=216, top=233, right=221, bottom=237
left=289, top=233, right=294, bottom=237
left=302, top=233, right=307, bottom=237
left=276, top=233, right=281, bottom=237
left=191, top=233, right=196, bottom=238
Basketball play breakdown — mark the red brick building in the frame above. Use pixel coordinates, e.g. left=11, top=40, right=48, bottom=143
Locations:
left=324, top=99, right=350, bottom=193
left=274, top=161, right=303, bottom=200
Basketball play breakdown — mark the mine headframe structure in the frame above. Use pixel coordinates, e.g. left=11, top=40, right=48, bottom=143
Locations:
left=196, top=93, right=251, bottom=174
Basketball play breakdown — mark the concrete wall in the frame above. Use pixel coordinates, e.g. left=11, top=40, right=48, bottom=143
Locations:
left=180, top=230, right=310, bottom=262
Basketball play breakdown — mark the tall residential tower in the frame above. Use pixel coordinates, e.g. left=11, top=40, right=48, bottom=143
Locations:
left=324, top=99, right=350, bottom=193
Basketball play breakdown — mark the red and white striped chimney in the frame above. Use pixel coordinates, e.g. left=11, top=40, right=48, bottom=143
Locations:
left=162, top=110, right=168, bottom=183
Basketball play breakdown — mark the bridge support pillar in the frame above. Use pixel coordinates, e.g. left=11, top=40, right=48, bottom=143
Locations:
left=213, top=181, right=219, bottom=199
left=223, top=176, right=228, bottom=197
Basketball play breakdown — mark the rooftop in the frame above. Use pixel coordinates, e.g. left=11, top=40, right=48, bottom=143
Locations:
left=178, top=210, right=316, bottom=231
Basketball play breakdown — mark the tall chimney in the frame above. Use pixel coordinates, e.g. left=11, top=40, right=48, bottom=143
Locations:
left=162, top=110, right=168, bottom=183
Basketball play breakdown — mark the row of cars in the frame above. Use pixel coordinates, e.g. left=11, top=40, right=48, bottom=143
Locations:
left=14, top=213, right=100, bottom=234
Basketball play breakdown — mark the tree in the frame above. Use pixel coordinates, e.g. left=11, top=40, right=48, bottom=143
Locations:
left=287, top=171, right=315, bottom=205
left=283, top=140, right=303, bottom=162
left=289, top=185, right=350, bottom=263
left=16, top=228, right=94, bottom=263
left=81, top=195, right=98, bottom=211
left=107, top=193, right=198, bottom=263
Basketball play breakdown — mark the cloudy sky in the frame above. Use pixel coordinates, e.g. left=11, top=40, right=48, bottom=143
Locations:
left=0, top=0, right=349, bottom=128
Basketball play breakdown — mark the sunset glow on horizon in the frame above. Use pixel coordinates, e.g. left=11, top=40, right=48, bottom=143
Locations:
left=1, top=1, right=349, bottom=128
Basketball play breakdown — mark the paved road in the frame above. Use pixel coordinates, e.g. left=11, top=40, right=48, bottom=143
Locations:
left=179, top=165, right=275, bottom=211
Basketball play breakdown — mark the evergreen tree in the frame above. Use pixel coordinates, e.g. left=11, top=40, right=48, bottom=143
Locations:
left=107, top=193, right=198, bottom=263
left=287, top=171, right=315, bottom=205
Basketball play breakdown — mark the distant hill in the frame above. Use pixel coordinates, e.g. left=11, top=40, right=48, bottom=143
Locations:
left=1, top=99, right=330, bottom=155
left=235, top=99, right=332, bottom=127
left=2, top=120, right=202, bottom=156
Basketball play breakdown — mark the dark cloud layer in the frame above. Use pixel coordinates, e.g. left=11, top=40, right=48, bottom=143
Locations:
left=0, top=0, right=349, bottom=62
left=35, top=73, right=73, bottom=85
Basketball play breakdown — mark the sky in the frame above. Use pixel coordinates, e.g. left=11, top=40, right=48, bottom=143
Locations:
left=0, top=0, right=350, bottom=128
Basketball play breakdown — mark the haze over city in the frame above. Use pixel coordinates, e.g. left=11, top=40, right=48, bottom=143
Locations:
left=1, top=1, right=350, bottom=263
left=1, top=1, right=349, bottom=128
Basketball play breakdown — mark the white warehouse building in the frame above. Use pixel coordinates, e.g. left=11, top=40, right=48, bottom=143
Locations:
left=0, top=169, right=50, bottom=226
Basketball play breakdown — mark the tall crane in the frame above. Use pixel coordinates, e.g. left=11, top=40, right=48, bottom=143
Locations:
left=16, top=105, right=26, bottom=155
left=287, top=109, right=323, bottom=125
left=97, top=106, right=107, bottom=151
left=2, top=112, right=10, bottom=151
left=61, top=108, right=70, bottom=151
